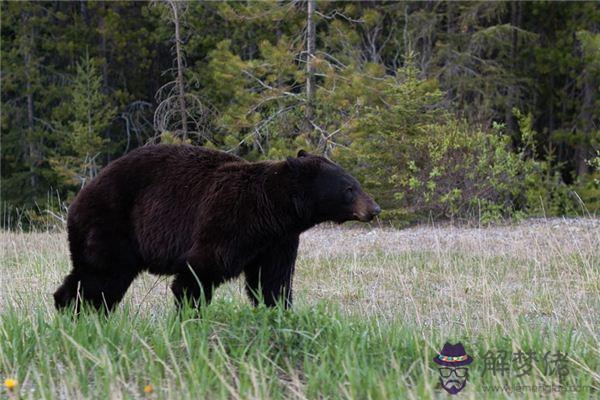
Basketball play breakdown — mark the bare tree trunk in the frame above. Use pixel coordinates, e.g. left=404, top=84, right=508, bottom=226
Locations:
left=22, top=16, right=38, bottom=189
left=505, top=1, right=519, bottom=139
left=99, top=2, right=109, bottom=91
left=80, top=0, right=89, bottom=24
left=305, top=0, right=316, bottom=140
left=576, top=51, right=595, bottom=176
left=403, top=3, right=409, bottom=59
left=446, top=2, right=453, bottom=35
left=169, top=0, right=188, bottom=141
left=25, top=59, right=37, bottom=189
left=445, top=2, right=455, bottom=104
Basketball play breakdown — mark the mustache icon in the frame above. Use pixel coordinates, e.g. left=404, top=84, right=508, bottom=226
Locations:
left=444, top=380, right=462, bottom=387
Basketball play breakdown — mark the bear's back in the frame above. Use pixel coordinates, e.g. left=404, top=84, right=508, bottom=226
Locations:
left=67, top=145, right=246, bottom=270
left=69, top=145, right=243, bottom=212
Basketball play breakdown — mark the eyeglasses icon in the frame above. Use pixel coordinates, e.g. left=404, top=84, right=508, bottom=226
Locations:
left=438, top=367, right=468, bottom=378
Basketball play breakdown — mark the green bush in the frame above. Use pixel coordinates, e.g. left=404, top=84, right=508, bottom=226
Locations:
left=572, top=170, right=600, bottom=215
left=335, top=68, right=576, bottom=223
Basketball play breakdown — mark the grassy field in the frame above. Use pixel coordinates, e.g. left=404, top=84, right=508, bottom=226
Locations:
left=1, top=219, right=599, bottom=399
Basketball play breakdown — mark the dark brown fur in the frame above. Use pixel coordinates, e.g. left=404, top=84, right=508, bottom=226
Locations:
left=54, top=145, right=380, bottom=312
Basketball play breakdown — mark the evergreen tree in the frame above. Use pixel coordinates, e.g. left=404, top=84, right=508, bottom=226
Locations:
left=50, top=54, right=116, bottom=191
left=1, top=1, right=598, bottom=221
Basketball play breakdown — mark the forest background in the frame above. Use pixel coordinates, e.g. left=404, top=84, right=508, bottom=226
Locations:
left=2, top=1, right=599, bottom=227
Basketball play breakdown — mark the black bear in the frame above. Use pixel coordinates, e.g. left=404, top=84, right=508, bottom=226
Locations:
left=54, top=145, right=380, bottom=312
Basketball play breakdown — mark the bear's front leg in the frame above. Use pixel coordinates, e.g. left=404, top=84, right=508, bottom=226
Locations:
left=244, top=236, right=299, bottom=308
left=171, top=252, right=222, bottom=311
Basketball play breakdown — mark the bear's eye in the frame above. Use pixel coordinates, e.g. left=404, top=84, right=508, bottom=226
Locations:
left=344, top=187, right=354, bottom=202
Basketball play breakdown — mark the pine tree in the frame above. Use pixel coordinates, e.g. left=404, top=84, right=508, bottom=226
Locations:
left=50, top=54, right=116, bottom=190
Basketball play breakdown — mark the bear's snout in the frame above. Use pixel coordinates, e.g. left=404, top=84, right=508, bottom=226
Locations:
left=353, top=195, right=381, bottom=222
left=371, top=203, right=382, bottom=216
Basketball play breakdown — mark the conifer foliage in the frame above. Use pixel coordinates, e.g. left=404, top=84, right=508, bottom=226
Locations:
left=1, top=1, right=598, bottom=223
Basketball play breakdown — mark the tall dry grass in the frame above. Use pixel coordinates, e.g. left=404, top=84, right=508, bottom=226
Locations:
left=0, top=218, right=598, bottom=399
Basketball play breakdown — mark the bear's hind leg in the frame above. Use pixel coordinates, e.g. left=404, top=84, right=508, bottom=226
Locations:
left=54, top=269, right=138, bottom=312
left=53, top=272, right=83, bottom=310
left=55, top=225, right=139, bottom=312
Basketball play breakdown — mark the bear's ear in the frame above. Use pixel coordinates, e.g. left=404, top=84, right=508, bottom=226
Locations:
left=297, top=149, right=309, bottom=158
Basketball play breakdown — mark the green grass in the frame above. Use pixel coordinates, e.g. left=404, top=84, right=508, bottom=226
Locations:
left=1, top=221, right=599, bottom=399
left=1, top=303, right=597, bottom=399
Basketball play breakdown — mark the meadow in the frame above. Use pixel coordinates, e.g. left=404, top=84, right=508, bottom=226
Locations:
left=1, top=219, right=598, bottom=399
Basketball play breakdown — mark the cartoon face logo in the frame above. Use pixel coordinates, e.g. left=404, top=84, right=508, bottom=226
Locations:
left=433, top=342, right=473, bottom=395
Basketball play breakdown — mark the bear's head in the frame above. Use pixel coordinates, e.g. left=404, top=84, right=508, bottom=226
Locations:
left=286, top=150, right=381, bottom=224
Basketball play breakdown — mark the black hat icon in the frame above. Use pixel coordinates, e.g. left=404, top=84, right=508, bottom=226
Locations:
left=433, top=342, right=473, bottom=367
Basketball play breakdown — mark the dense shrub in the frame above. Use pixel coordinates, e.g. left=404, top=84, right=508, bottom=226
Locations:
left=335, top=67, right=587, bottom=223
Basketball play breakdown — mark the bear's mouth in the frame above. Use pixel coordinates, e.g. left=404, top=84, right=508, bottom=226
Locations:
left=353, top=212, right=374, bottom=222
